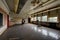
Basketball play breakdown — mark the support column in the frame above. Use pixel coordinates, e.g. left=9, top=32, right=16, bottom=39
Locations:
left=7, top=15, right=9, bottom=28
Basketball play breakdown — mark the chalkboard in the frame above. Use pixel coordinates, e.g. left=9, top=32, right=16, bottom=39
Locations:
left=0, top=13, right=3, bottom=26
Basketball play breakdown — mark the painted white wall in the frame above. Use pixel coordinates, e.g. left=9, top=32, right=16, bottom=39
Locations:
left=15, top=18, right=28, bottom=24
left=15, top=20, right=22, bottom=24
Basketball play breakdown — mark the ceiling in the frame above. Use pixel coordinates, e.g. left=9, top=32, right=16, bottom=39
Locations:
left=5, top=0, right=28, bottom=20
left=18, top=0, right=33, bottom=18
left=5, top=0, right=60, bottom=20
left=5, top=0, right=15, bottom=12
left=17, top=0, right=28, bottom=14
left=18, top=0, right=60, bottom=18
left=5, top=0, right=28, bottom=13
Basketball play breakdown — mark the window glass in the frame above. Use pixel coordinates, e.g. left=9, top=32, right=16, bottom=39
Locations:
left=48, top=10, right=58, bottom=22
left=0, top=13, right=3, bottom=26
left=42, top=15, right=47, bottom=22
left=31, top=18, right=34, bottom=21
left=34, top=17, right=37, bottom=21
left=49, top=17, right=57, bottom=22
left=31, top=17, right=37, bottom=21
left=38, top=17, right=41, bottom=21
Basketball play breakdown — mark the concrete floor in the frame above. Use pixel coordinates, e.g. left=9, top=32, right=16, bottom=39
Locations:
left=0, top=23, right=60, bottom=40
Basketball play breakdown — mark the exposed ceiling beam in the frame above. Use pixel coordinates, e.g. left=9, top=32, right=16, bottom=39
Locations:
left=14, top=0, right=19, bottom=13
left=29, top=0, right=60, bottom=14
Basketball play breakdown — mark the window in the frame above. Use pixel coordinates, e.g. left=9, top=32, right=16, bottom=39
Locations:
left=31, top=17, right=37, bottom=21
left=31, top=18, right=33, bottom=21
left=42, top=15, right=47, bottom=22
left=33, top=17, right=37, bottom=21
left=49, top=17, right=57, bottom=22
left=48, top=10, right=58, bottom=22
left=38, top=17, right=41, bottom=21
left=0, top=13, right=3, bottom=27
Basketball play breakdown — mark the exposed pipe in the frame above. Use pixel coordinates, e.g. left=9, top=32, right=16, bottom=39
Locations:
left=29, top=0, right=60, bottom=14
left=39, top=7, right=60, bottom=14
left=42, top=0, right=57, bottom=6
left=31, top=0, right=55, bottom=10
